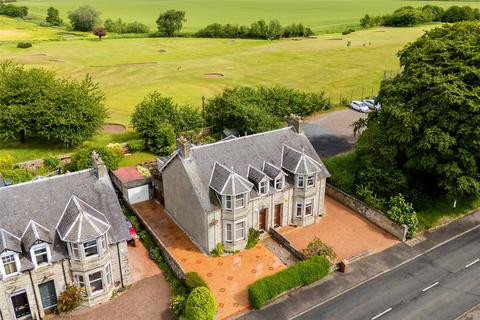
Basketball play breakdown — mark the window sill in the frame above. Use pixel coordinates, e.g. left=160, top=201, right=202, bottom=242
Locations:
left=34, top=262, right=52, bottom=269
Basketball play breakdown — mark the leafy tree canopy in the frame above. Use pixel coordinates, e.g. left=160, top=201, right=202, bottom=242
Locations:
left=156, top=10, right=186, bottom=37
left=0, top=62, right=107, bottom=146
left=355, top=22, right=480, bottom=200
left=46, top=6, right=62, bottom=25
left=131, top=92, right=204, bottom=155
left=68, top=6, right=100, bottom=31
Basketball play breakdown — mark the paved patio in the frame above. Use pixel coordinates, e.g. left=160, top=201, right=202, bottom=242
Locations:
left=133, top=200, right=285, bottom=320
left=278, top=196, right=399, bottom=262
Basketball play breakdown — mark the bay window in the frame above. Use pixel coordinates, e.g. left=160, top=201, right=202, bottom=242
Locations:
left=259, top=180, right=268, bottom=194
left=296, top=202, right=303, bottom=218
left=235, top=221, right=245, bottom=241
left=88, top=271, right=104, bottom=294
left=83, top=239, right=98, bottom=258
left=305, top=199, right=314, bottom=216
left=68, top=234, right=109, bottom=261
left=307, top=174, right=315, bottom=187
left=297, top=176, right=305, bottom=188
left=235, top=194, right=245, bottom=209
left=105, top=263, right=112, bottom=287
left=225, top=223, right=232, bottom=243
left=275, top=177, right=284, bottom=191
left=224, top=195, right=232, bottom=210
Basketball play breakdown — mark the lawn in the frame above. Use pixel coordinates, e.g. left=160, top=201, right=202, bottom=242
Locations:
left=17, top=0, right=480, bottom=33
left=0, top=21, right=433, bottom=126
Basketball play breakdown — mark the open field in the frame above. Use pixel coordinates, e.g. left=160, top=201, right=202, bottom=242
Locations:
left=17, top=0, right=480, bottom=33
left=0, top=19, right=434, bottom=126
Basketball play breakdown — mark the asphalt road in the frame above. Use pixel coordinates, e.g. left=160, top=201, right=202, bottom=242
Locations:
left=295, top=228, right=480, bottom=320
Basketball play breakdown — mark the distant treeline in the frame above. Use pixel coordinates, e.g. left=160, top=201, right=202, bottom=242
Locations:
left=361, top=5, right=480, bottom=27
left=0, top=2, right=27, bottom=18
left=104, top=18, right=150, bottom=33
left=196, top=20, right=314, bottom=39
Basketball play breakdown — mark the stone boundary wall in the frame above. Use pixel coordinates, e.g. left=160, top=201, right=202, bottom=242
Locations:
left=269, top=227, right=305, bottom=261
left=123, top=200, right=186, bottom=279
left=326, top=184, right=408, bottom=241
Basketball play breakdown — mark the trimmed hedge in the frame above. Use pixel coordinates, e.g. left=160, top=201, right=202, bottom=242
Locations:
left=184, top=287, right=217, bottom=320
left=248, top=256, right=330, bottom=309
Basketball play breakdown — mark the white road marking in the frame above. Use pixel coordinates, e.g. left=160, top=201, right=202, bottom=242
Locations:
left=371, top=307, right=393, bottom=320
left=465, top=259, right=479, bottom=268
left=422, top=282, right=439, bottom=292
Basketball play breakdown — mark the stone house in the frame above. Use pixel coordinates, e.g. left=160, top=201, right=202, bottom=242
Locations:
left=159, top=116, right=330, bottom=253
left=0, top=153, right=131, bottom=319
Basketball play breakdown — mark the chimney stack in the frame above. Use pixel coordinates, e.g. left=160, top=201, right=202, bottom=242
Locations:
left=92, top=151, right=108, bottom=179
left=176, top=136, right=191, bottom=159
left=288, top=114, right=303, bottom=134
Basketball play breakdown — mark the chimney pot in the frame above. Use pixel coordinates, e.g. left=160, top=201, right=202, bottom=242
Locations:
left=176, top=136, right=191, bottom=159
left=288, top=114, right=303, bottom=134
left=91, top=151, right=108, bottom=179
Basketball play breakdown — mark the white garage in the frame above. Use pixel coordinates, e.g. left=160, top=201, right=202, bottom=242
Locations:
left=127, top=185, right=150, bottom=204
left=112, top=166, right=153, bottom=205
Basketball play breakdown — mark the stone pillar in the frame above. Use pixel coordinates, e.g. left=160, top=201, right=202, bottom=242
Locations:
left=176, top=136, right=191, bottom=159
left=287, top=114, right=303, bottom=134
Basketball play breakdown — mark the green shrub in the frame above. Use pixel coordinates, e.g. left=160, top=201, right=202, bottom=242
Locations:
left=17, top=42, right=32, bottom=48
left=170, top=294, right=187, bottom=317
left=43, top=156, right=60, bottom=169
left=0, top=3, right=28, bottom=18
left=138, top=230, right=154, bottom=249
left=185, top=272, right=209, bottom=291
left=70, top=141, right=123, bottom=171
left=246, top=228, right=260, bottom=249
left=184, top=287, right=217, bottom=320
left=248, top=256, right=330, bottom=309
left=324, top=152, right=358, bottom=195
left=386, top=193, right=418, bottom=239
left=127, top=139, right=144, bottom=152
left=56, top=285, right=84, bottom=314
left=342, top=28, right=355, bottom=35
left=302, top=237, right=336, bottom=261
left=210, top=242, right=224, bottom=257
left=0, top=168, right=34, bottom=183
left=0, top=154, right=13, bottom=170
left=149, top=247, right=163, bottom=263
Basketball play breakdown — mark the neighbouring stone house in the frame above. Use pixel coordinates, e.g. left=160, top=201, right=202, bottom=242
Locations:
left=0, top=153, right=131, bottom=320
left=159, top=116, right=330, bottom=253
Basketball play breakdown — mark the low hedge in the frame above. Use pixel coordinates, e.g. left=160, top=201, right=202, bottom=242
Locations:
left=185, top=272, right=209, bottom=291
left=248, top=256, right=330, bottom=309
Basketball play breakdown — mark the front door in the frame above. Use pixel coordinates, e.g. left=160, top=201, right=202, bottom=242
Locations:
left=259, top=209, right=267, bottom=231
left=39, top=280, right=57, bottom=310
left=274, top=204, right=282, bottom=227
left=11, top=291, right=31, bottom=319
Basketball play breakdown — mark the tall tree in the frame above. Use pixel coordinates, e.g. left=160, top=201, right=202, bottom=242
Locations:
left=46, top=7, right=62, bottom=25
left=68, top=6, right=100, bottom=31
left=355, top=22, right=480, bottom=199
left=0, top=62, right=107, bottom=146
left=156, top=10, right=186, bottom=36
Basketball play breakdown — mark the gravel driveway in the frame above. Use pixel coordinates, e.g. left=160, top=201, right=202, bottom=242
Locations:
left=304, top=108, right=367, bottom=158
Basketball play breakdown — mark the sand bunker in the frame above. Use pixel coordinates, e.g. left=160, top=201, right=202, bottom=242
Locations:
left=103, top=123, right=126, bottom=133
left=158, top=49, right=167, bottom=53
left=204, top=72, right=224, bottom=78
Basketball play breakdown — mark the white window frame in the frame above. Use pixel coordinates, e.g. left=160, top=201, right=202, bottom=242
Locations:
left=83, top=239, right=99, bottom=259
left=10, top=289, right=31, bottom=320
left=305, top=199, right=314, bottom=216
left=224, top=195, right=232, bottom=211
left=259, top=180, right=268, bottom=195
left=296, top=201, right=303, bottom=218
left=73, top=274, right=87, bottom=297
left=99, top=234, right=108, bottom=253
left=0, top=251, right=20, bottom=278
left=30, top=243, right=51, bottom=268
left=307, top=174, right=316, bottom=187
left=297, top=176, right=305, bottom=189
left=105, top=263, right=112, bottom=287
left=235, top=194, right=245, bottom=209
left=69, top=243, right=81, bottom=261
left=235, top=221, right=246, bottom=241
left=88, top=270, right=104, bottom=296
left=225, top=223, right=233, bottom=243
left=274, top=177, right=284, bottom=191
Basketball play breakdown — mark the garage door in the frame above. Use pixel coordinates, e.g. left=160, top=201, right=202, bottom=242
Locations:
left=127, top=185, right=150, bottom=204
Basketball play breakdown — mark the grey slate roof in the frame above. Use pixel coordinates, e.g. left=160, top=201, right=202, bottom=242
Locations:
left=281, top=145, right=328, bottom=175
left=22, top=220, right=52, bottom=251
left=56, top=195, right=111, bottom=242
left=247, top=165, right=270, bottom=184
left=170, top=127, right=330, bottom=213
left=0, top=229, right=22, bottom=253
left=263, top=161, right=287, bottom=180
left=209, top=162, right=253, bottom=196
left=0, top=169, right=130, bottom=244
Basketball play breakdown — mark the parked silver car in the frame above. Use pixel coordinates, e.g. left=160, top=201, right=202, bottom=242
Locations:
left=363, top=99, right=381, bottom=111
left=350, top=100, right=371, bottom=113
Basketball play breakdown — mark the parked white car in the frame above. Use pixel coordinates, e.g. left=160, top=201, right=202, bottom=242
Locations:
left=363, top=99, right=381, bottom=111
left=350, top=101, right=371, bottom=113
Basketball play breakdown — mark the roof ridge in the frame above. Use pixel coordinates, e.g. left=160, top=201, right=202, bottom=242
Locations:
left=190, top=127, right=294, bottom=151
left=0, top=169, right=93, bottom=191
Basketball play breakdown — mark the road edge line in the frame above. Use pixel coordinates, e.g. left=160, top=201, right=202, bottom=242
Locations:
left=289, top=222, right=480, bottom=319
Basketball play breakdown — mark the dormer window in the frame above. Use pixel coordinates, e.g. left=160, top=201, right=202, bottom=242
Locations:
left=259, top=180, right=268, bottom=194
left=31, top=243, right=51, bottom=267
left=297, top=176, right=305, bottom=188
left=0, top=251, right=20, bottom=277
left=274, top=177, right=284, bottom=191
left=307, top=174, right=315, bottom=187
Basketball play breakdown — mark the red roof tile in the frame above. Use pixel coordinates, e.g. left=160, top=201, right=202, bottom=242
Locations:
left=113, top=166, right=144, bottom=183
